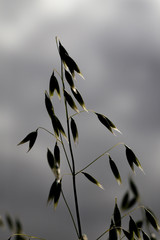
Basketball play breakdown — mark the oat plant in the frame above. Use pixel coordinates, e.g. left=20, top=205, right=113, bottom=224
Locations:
left=15, top=38, right=159, bottom=240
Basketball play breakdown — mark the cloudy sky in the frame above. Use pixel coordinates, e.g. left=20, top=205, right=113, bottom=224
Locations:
left=1, top=0, right=160, bottom=239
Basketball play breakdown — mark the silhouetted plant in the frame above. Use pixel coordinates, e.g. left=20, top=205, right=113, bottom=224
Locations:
left=16, top=37, right=159, bottom=240
left=0, top=213, right=26, bottom=240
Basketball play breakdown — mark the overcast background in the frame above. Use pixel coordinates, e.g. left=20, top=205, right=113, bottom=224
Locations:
left=1, top=0, right=160, bottom=239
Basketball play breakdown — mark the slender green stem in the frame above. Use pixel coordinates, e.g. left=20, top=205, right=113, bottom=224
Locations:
left=96, top=227, right=124, bottom=240
left=37, top=126, right=73, bottom=172
left=76, top=142, right=124, bottom=175
left=96, top=205, right=145, bottom=240
left=37, top=127, right=72, bottom=173
left=70, top=109, right=95, bottom=119
left=121, top=205, right=145, bottom=220
left=69, top=110, right=86, bottom=119
left=61, top=61, right=83, bottom=239
left=120, top=235, right=126, bottom=240
left=60, top=134, right=73, bottom=173
left=10, top=233, right=46, bottom=240
left=37, top=127, right=61, bottom=142
left=61, top=189, right=79, bottom=237
left=95, top=227, right=110, bottom=240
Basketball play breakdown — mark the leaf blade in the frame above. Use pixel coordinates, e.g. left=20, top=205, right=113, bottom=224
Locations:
left=109, top=156, right=122, bottom=185
left=109, top=219, right=118, bottom=240
left=113, top=201, right=121, bottom=234
left=82, top=172, right=104, bottom=189
left=142, top=230, right=151, bottom=240
left=121, top=191, right=129, bottom=210
left=145, top=208, right=160, bottom=231
left=70, top=117, right=79, bottom=143
left=65, top=70, right=76, bottom=91
left=64, top=90, right=79, bottom=113
left=47, top=148, right=54, bottom=170
left=17, top=131, right=38, bottom=152
left=54, top=142, right=60, bottom=166
left=129, top=216, right=140, bottom=238
left=129, top=178, right=139, bottom=200
left=58, top=40, right=84, bottom=79
left=51, top=114, right=67, bottom=140
left=45, top=91, right=54, bottom=118
left=95, top=113, right=121, bottom=135
left=125, top=145, right=144, bottom=173
left=122, top=229, right=132, bottom=240
left=47, top=179, right=61, bottom=209
left=6, top=214, right=14, bottom=231
left=71, top=88, right=87, bottom=111
left=49, top=71, right=61, bottom=99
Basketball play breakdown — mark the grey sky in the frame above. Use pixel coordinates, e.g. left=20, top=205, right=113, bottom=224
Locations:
left=1, top=0, right=160, bottom=239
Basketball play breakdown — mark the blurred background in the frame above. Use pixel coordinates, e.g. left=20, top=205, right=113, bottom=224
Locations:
left=1, top=0, right=160, bottom=239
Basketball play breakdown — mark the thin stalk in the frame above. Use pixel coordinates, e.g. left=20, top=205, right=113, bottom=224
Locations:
left=70, top=109, right=95, bottom=119
left=61, top=189, right=79, bottom=237
left=61, top=62, right=83, bottom=239
left=37, top=127, right=61, bottom=143
left=60, top=134, right=73, bottom=173
left=10, top=233, right=46, bottom=240
left=96, top=228, right=110, bottom=240
left=37, top=127, right=72, bottom=172
left=96, top=205, right=145, bottom=240
left=121, top=205, right=145, bottom=220
left=76, top=142, right=124, bottom=175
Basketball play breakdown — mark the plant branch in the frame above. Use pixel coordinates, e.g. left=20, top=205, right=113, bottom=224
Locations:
left=37, top=127, right=61, bottom=143
left=37, top=127, right=72, bottom=172
left=95, top=226, right=114, bottom=240
left=60, top=134, right=73, bottom=173
left=96, top=205, right=145, bottom=240
left=70, top=109, right=95, bottom=119
left=76, top=142, right=124, bottom=175
left=9, top=233, right=46, bottom=240
left=61, top=61, right=83, bottom=239
left=121, top=205, right=145, bottom=220
left=61, top=189, right=79, bottom=237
